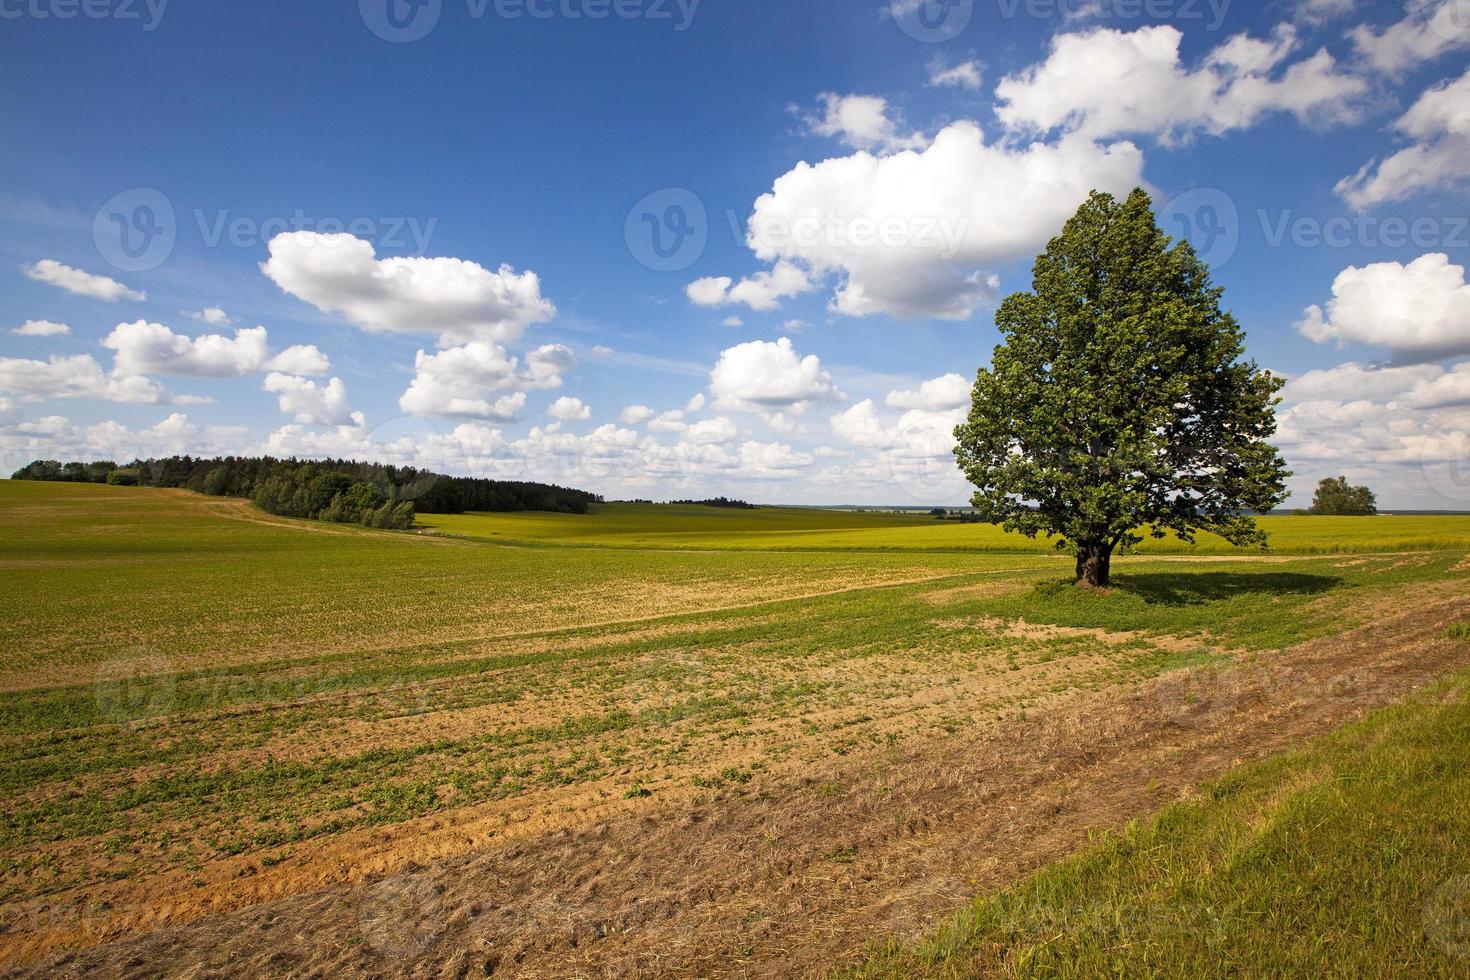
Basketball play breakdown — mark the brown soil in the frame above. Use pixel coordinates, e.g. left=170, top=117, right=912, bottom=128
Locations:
left=937, top=615, right=1209, bottom=653
left=0, top=624, right=1163, bottom=925
left=7, top=587, right=1468, bottom=979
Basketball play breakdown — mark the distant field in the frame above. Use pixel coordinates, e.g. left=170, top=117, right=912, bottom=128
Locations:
left=2, top=481, right=1468, bottom=976
left=421, top=501, right=1470, bottom=554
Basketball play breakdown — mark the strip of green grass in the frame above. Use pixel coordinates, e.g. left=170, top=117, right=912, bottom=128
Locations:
left=849, top=670, right=1470, bottom=978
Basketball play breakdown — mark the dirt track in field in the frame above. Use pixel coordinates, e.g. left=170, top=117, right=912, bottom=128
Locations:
left=7, top=581, right=1469, bottom=979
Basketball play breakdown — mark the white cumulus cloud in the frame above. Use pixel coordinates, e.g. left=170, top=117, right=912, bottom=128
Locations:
left=1351, top=0, right=1470, bottom=75
left=0, top=353, right=161, bottom=403
left=1280, top=361, right=1445, bottom=404
left=885, top=372, right=971, bottom=411
left=928, top=59, right=983, bottom=90
left=398, top=340, right=553, bottom=420
left=397, top=341, right=573, bottom=421
left=1403, top=362, right=1470, bottom=409
left=261, top=232, right=555, bottom=346
left=102, top=321, right=331, bottom=378
left=648, top=409, right=688, bottom=433
left=1294, top=0, right=1355, bottom=24
left=263, top=373, right=358, bottom=425
left=189, top=307, right=234, bottom=326
left=829, top=398, right=969, bottom=502
left=710, top=337, right=844, bottom=417
left=11, top=319, right=70, bottom=337
left=548, top=395, right=591, bottom=421
left=995, top=24, right=1369, bottom=144
left=803, top=93, right=927, bottom=152
left=686, top=261, right=814, bottom=312
left=1297, top=253, right=1470, bottom=359
left=23, top=260, right=144, bottom=302
left=682, top=416, right=740, bottom=445
left=1337, top=66, right=1470, bottom=209
left=741, top=121, right=1143, bottom=319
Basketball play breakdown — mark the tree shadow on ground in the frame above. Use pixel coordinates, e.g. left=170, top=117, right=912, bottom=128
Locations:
left=1111, top=571, right=1344, bottom=607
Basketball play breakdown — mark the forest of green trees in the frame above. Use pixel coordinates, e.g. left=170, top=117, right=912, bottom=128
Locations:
left=11, top=456, right=602, bottom=529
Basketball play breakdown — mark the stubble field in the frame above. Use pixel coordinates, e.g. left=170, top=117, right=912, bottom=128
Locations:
left=2, top=481, right=1469, bottom=977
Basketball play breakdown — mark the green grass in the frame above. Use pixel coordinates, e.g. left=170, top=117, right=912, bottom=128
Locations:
left=2, top=480, right=1468, bottom=959
left=421, top=502, right=1470, bottom=555
left=0, top=482, right=1017, bottom=680
left=850, top=672, right=1470, bottom=978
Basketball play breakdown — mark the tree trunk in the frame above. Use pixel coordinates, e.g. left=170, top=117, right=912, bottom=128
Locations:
left=1074, top=542, right=1113, bottom=588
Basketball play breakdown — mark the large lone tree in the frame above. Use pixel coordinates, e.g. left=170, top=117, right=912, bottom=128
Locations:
left=955, top=189, right=1289, bottom=588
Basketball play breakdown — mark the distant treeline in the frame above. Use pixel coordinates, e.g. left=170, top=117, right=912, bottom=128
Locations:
left=10, top=456, right=603, bottom=529
left=929, top=508, right=988, bottom=523
left=671, top=497, right=756, bottom=509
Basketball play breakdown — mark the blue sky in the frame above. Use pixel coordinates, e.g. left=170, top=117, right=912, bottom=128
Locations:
left=2, top=0, right=1469, bottom=506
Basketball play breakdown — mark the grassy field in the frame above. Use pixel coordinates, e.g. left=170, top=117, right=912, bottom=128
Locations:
left=1, top=480, right=1468, bottom=975
left=421, top=501, right=1470, bottom=554
left=853, top=669, right=1470, bottom=977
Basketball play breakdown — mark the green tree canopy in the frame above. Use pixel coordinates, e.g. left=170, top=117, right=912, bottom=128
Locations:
left=1309, top=476, right=1378, bottom=516
left=955, top=188, right=1290, bottom=587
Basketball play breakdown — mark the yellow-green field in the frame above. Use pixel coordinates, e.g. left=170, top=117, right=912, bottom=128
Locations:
left=2, top=481, right=1469, bottom=977
left=421, top=501, right=1470, bottom=554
